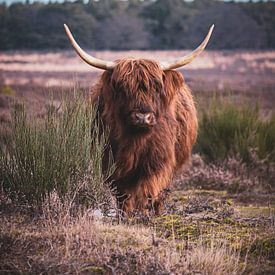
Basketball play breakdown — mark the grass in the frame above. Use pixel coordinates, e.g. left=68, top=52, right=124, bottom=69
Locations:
left=195, top=96, right=275, bottom=163
left=0, top=196, right=244, bottom=275
left=0, top=92, right=113, bottom=208
left=2, top=187, right=275, bottom=274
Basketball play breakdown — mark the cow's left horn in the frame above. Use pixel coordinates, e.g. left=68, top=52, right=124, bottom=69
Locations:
left=160, top=24, right=214, bottom=71
left=64, top=24, right=115, bottom=70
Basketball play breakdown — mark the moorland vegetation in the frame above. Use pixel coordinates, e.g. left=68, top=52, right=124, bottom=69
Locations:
left=0, top=90, right=274, bottom=274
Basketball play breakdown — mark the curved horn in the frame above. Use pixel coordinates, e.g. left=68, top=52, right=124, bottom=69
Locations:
left=160, top=24, right=214, bottom=71
left=64, top=24, right=115, bottom=70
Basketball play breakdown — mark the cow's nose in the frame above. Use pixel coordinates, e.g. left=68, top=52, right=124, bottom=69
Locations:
left=135, top=112, right=155, bottom=125
left=143, top=113, right=154, bottom=124
left=135, top=113, right=145, bottom=123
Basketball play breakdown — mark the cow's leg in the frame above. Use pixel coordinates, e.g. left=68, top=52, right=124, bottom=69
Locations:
left=152, top=188, right=170, bottom=215
left=115, top=170, right=173, bottom=216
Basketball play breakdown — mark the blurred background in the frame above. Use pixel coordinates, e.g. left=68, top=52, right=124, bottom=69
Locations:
left=0, top=0, right=275, bottom=98
left=0, top=0, right=275, bottom=103
left=1, top=0, right=275, bottom=50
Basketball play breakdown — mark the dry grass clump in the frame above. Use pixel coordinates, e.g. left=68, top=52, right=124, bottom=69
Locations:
left=0, top=194, right=243, bottom=275
left=187, top=241, right=242, bottom=275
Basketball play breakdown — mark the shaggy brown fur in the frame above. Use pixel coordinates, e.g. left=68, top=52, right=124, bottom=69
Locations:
left=91, top=59, right=197, bottom=215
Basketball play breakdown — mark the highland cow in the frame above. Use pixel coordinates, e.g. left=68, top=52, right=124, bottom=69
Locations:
left=64, top=24, right=214, bottom=215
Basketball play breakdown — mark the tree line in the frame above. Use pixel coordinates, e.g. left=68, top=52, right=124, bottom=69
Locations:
left=0, top=0, right=274, bottom=50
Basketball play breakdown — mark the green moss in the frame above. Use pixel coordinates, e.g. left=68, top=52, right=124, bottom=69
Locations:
left=154, top=211, right=272, bottom=255
left=176, top=225, right=200, bottom=239
left=0, top=85, right=16, bottom=96
left=226, top=198, right=234, bottom=206
left=193, top=190, right=227, bottom=196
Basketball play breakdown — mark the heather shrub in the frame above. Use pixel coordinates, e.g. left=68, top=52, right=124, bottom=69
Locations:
left=178, top=154, right=274, bottom=193
left=0, top=93, right=113, bottom=208
left=196, top=97, right=275, bottom=163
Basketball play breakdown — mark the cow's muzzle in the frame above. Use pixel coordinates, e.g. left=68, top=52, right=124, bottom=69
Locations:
left=130, top=112, right=156, bottom=127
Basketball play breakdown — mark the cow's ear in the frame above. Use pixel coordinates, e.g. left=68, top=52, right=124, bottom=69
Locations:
left=163, top=70, right=185, bottom=96
left=100, top=71, right=113, bottom=96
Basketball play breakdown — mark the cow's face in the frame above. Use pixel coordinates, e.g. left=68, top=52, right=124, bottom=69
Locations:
left=105, top=59, right=174, bottom=132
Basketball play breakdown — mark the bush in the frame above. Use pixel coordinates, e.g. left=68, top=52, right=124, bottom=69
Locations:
left=0, top=93, right=113, bottom=208
left=195, top=97, right=275, bottom=163
left=177, top=154, right=274, bottom=194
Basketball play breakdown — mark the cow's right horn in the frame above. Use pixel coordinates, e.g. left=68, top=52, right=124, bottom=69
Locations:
left=160, top=24, right=214, bottom=70
left=64, top=24, right=115, bottom=70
